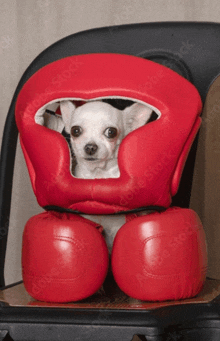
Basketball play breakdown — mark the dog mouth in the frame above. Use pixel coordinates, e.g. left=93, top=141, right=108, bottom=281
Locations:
left=84, top=157, right=99, bottom=162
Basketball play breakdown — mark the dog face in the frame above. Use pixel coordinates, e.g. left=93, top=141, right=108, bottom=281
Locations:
left=61, top=101, right=125, bottom=174
left=61, top=100, right=154, bottom=178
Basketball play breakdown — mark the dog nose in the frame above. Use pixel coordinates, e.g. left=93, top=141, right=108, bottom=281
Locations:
left=84, top=143, right=98, bottom=155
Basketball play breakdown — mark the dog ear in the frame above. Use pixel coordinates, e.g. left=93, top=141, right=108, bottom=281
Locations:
left=60, top=100, right=76, bottom=134
left=123, top=103, right=153, bottom=135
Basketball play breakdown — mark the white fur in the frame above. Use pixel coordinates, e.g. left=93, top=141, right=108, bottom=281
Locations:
left=35, top=103, right=65, bottom=133
left=82, top=214, right=126, bottom=252
left=60, top=100, right=153, bottom=179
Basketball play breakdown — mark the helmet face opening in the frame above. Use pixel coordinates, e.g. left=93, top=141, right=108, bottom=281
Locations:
left=15, top=53, right=202, bottom=214
left=35, top=97, right=161, bottom=180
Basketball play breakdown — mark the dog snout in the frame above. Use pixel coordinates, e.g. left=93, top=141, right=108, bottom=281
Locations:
left=84, top=143, right=98, bottom=156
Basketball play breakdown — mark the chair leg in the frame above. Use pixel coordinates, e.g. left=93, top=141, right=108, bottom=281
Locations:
left=132, top=336, right=147, bottom=341
left=0, top=330, right=13, bottom=341
left=137, top=335, right=147, bottom=341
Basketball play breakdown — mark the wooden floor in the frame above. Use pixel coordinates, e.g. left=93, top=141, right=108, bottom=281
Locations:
left=1, top=277, right=220, bottom=310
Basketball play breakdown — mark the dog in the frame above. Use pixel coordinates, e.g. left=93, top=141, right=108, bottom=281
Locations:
left=60, top=100, right=153, bottom=179
left=37, top=99, right=156, bottom=250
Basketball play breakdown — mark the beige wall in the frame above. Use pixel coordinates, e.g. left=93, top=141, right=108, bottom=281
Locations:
left=1, top=0, right=220, bottom=285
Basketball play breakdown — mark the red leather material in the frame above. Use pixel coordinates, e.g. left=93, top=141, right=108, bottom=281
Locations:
left=111, top=207, right=207, bottom=301
left=15, top=53, right=202, bottom=214
left=22, top=212, right=109, bottom=302
left=171, top=116, right=201, bottom=196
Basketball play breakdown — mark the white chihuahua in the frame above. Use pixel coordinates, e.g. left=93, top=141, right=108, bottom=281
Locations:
left=60, top=100, right=153, bottom=179
left=36, top=99, right=155, bottom=250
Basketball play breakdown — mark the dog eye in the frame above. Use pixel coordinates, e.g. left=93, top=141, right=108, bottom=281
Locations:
left=104, top=127, right=118, bottom=139
left=71, top=126, right=82, bottom=137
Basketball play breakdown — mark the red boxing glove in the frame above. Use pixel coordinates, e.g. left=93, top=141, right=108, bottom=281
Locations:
left=111, top=207, right=207, bottom=301
left=22, top=211, right=109, bottom=302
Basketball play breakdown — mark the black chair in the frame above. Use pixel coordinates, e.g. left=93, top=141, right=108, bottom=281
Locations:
left=1, top=21, right=220, bottom=341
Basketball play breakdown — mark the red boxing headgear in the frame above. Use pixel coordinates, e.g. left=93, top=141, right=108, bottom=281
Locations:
left=15, top=53, right=202, bottom=214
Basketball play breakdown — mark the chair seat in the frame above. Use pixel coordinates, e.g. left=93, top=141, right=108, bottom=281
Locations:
left=1, top=277, right=220, bottom=310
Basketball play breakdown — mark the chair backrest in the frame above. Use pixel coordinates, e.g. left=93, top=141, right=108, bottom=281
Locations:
left=1, top=21, right=220, bottom=287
